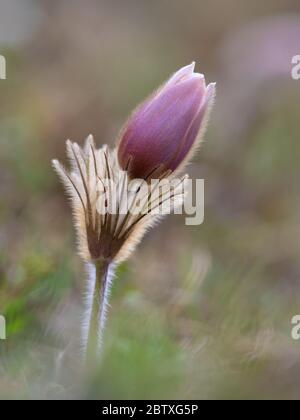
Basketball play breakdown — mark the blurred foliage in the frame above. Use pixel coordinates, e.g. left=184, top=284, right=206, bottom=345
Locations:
left=1, top=0, right=300, bottom=400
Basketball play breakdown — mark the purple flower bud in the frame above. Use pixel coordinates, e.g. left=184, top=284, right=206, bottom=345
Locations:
left=118, top=63, right=215, bottom=179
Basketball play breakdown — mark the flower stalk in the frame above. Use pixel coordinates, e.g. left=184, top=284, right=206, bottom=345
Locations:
left=85, top=259, right=110, bottom=365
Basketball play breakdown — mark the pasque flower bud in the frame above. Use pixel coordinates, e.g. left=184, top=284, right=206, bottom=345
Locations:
left=53, top=63, right=216, bottom=361
left=118, top=63, right=215, bottom=179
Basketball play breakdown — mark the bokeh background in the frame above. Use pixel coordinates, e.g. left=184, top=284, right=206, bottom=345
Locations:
left=1, top=0, right=300, bottom=399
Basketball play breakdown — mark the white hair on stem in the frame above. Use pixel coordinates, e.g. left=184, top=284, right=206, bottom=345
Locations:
left=81, top=262, right=116, bottom=359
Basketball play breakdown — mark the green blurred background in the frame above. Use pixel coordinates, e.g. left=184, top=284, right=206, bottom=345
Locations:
left=1, top=0, right=300, bottom=399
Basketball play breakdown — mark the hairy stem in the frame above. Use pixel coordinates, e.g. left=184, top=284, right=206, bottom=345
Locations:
left=85, top=259, right=111, bottom=365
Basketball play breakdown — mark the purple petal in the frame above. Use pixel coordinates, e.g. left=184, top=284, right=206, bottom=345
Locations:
left=118, top=64, right=215, bottom=179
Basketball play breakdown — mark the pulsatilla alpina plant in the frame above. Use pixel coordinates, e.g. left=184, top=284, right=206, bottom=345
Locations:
left=52, top=62, right=215, bottom=364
